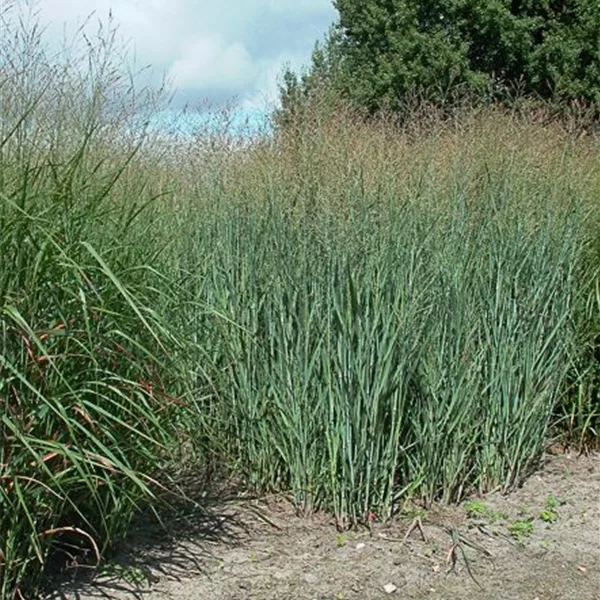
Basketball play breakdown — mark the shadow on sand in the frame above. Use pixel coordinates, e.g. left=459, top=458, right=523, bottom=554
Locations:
left=42, top=489, right=252, bottom=600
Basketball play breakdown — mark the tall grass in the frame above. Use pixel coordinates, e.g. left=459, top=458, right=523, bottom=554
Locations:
left=1, top=9, right=598, bottom=598
left=0, top=13, right=209, bottom=597
left=194, top=137, right=594, bottom=523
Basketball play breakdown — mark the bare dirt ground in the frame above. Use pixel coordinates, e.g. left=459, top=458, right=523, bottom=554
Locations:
left=46, top=452, right=599, bottom=600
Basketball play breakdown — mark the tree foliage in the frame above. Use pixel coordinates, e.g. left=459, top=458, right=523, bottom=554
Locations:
left=277, top=0, right=600, bottom=119
left=275, top=26, right=349, bottom=128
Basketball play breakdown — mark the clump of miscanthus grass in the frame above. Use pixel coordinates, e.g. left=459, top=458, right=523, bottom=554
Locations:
left=0, top=10, right=210, bottom=597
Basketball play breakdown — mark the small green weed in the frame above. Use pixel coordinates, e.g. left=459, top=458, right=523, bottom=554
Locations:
left=539, top=509, right=558, bottom=523
left=463, top=500, right=507, bottom=523
left=464, top=499, right=487, bottom=518
left=539, top=493, right=561, bottom=523
left=508, top=518, right=535, bottom=541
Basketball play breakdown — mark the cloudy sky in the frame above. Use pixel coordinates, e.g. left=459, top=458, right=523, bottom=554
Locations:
left=8, top=0, right=336, bottom=122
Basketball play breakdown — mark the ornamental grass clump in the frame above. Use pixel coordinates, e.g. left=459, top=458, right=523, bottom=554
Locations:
left=191, top=103, right=598, bottom=524
left=0, top=13, right=208, bottom=597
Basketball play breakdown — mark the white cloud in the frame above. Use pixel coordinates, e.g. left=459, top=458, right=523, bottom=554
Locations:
left=7, top=0, right=336, bottom=110
left=241, top=53, right=300, bottom=112
left=169, top=37, right=256, bottom=95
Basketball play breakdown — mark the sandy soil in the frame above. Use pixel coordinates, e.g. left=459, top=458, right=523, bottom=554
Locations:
left=45, top=452, right=599, bottom=600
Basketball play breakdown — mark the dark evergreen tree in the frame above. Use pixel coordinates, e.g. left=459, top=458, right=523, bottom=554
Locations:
left=274, top=25, right=349, bottom=128
left=278, top=0, right=600, bottom=118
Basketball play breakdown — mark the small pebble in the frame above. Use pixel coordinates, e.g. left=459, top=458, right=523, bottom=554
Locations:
left=383, top=582, right=397, bottom=594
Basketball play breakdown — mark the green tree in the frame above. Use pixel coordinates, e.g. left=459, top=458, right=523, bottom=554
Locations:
left=274, top=25, right=348, bottom=128
left=278, top=0, right=600, bottom=118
